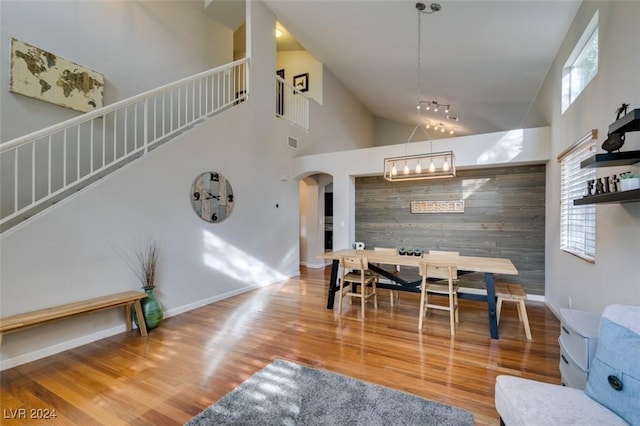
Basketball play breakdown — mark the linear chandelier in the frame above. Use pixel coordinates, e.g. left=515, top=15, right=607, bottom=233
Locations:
left=384, top=150, right=455, bottom=181
left=384, top=2, right=456, bottom=182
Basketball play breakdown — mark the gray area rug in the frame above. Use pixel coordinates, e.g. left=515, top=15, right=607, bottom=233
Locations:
left=186, top=359, right=474, bottom=425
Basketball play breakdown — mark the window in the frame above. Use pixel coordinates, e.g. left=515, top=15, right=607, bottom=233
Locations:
left=562, top=11, right=599, bottom=113
left=559, top=130, right=597, bottom=262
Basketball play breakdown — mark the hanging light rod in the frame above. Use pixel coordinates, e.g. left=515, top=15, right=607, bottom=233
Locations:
left=425, top=121, right=456, bottom=135
left=418, top=100, right=450, bottom=113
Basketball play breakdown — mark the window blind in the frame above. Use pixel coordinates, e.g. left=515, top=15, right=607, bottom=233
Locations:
left=559, top=131, right=596, bottom=262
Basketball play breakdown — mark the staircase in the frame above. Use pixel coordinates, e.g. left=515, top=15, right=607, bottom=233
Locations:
left=0, top=57, right=313, bottom=234
left=0, top=58, right=249, bottom=233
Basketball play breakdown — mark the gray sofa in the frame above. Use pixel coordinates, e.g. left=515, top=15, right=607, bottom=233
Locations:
left=495, top=304, right=639, bottom=426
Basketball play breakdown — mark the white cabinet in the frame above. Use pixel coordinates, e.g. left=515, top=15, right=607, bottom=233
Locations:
left=558, top=308, right=600, bottom=389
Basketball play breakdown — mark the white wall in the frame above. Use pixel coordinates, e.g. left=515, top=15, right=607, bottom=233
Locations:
left=284, top=66, right=375, bottom=156
left=292, top=127, right=551, bottom=253
left=0, top=0, right=301, bottom=370
left=373, top=116, right=420, bottom=147
left=533, top=1, right=640, bottom=315
left=299, top=177, right=317, bottom=267
left=0, top=0, right=232, bottom=142
left=0, top=0, right=378, bottom=370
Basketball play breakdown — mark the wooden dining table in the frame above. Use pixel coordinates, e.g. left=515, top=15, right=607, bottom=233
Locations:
left=318, top=249, right=518, bottom=339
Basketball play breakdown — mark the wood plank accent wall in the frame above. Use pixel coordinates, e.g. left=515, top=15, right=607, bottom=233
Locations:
left=355, top=165, right=546, bottom=295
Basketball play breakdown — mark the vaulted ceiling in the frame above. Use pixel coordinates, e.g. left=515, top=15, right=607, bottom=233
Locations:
left=210, top=0, right=582, bottom=140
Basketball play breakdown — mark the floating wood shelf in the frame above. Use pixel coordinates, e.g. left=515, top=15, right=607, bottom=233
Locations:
left=576, top=114, right=640, bottom=204
left=609, top=108, right=640, bottom=134
left=574, top=188, right=640, bottom=205
left=580, top=150, right=640, bottom=169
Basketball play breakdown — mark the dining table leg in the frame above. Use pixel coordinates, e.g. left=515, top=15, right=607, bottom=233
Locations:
left=326, top=259, right=340, bottom=309
left=485, top=272, right=499, bottom=339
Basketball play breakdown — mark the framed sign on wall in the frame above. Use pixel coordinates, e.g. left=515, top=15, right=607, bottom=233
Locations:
left=9, top=38, right=104, bottom=112
left=411, top=200, right=465, bottom=214
left=293, top=73, right=309, bottom=93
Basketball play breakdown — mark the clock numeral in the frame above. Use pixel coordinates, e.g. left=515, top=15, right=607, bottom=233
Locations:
left=228, top=194, right=234, bottom=203
left=211, top=213, right=218, bottom=222
left=193, top=192, right=200, bottom=200
left=210, top=173, right=219, bottom=182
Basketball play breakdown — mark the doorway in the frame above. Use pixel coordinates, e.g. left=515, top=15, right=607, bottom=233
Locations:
left=298, top=174, right=333, bottom=268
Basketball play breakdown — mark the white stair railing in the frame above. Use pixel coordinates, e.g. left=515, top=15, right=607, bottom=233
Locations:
left=0, top=58, right=249, bottom=231
left=276, top=75, right=309, bottom=131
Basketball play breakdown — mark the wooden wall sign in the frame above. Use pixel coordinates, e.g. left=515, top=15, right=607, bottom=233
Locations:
left=411, top=200, right=464, bottom=214
left=585, top=174, right=620, bottom=197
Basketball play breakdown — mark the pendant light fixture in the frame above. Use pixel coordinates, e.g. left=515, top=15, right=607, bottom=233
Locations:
left=383, top=2, right=456, bottom=182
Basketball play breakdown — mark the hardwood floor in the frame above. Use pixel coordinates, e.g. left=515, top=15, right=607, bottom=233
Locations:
left=1, top=266, right=561, bottom=425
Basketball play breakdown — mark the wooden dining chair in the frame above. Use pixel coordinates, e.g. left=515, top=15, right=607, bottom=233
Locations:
left=373, top=247, right=401, bottom=306
left=418, top=260, right=460, bottom=336
left=338, top=256, right=378, bottom=318
left=428, top=250, right=460, bottom=282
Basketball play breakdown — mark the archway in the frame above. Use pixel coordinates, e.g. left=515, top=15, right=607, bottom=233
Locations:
left=298, top=173, right=333, bottom=268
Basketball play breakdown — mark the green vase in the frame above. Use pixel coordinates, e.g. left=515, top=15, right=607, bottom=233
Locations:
left=134, top=288, right=163, bottom=330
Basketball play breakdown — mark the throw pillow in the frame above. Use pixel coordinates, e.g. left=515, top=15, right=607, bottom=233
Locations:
left=585, top=304, right=640, bottom=425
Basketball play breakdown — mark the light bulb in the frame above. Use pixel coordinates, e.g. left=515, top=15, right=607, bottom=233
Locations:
left=275, top=28, right=283, bottom=38
left=429, top=160, right=435, bottom=173
left=425, top=123, right=431, bottom=129
left=403, top=162, right=410, bottom=175
left=416, top=105, right=421, bottom=110
left=445, top=107, right=450, bottom=113
left=441, top=127, right=445, bottom=133
left=426, top=105, right=431, bottom=110
left=434, top=106, right=439, bottom=112
left=449, top=129, right=454, bottom=135
left=415, top=161, right=422, bottom=174
left=443, top=157, right=450, bottom=172
left=391, top=163, right=397, bottom=176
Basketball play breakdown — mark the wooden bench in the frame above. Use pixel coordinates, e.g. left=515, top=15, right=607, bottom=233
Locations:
left=495, top=282, right=532, bottom=340
left=0, top=291, right=148, bottom=347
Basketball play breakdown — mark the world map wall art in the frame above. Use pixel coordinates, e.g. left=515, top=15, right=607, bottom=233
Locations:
left=9, top=38, right=104, bottom=113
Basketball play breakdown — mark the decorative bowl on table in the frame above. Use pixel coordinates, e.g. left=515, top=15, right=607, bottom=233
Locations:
left=398, top=247, right=406, bottom=255
left=413, top=248, right=423, bottom=256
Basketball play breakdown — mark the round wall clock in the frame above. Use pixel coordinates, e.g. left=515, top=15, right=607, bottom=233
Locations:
left=190, top=172, right=234, bottom=223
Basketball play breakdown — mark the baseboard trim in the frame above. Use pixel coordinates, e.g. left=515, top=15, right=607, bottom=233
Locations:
left=0, top=324, right=127, bottom=371
left=301, top=261, right=327, bottom=269
left=0, top=274, right=298, bottom=371
left=163, top=279, right=283, bottom=318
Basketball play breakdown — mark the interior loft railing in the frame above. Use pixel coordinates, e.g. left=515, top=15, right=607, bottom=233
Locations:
left=276, top=75, right=309, bottom=131
left=0, top=58, right=249, bottom=231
